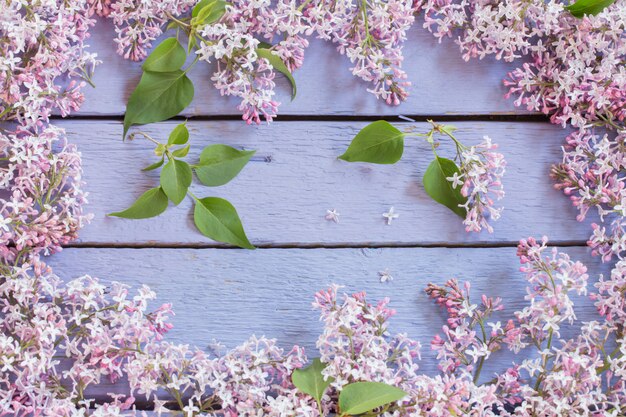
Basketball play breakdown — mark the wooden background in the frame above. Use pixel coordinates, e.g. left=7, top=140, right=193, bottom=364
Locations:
left=43, top=20, right=609, bottom=404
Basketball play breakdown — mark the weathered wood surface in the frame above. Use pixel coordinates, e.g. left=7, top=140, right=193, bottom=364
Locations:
left=48, top=246, right=609, bottom=381
left=28, top=15, right=607, bottom=408
left=76, top=20, right=529, bottom=117
left=60, top=119, right=591, bottom=246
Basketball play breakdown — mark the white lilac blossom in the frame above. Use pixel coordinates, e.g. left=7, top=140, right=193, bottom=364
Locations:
left=421, top=0, right=626, bottom=131
left=457, top=136, right=506, bottom=233
left=304, top=0, right=419, bottom=105
left=552, top=129, right=626, bottom=262
left=382, top=206, right=399, bottom=225
left=88, top=0, right=197, bottom=61
left=95, top=0, right=418, bottom=123
left=0, top=126, right=91, bottom=266
left=0, top=0, right=99, bottom=127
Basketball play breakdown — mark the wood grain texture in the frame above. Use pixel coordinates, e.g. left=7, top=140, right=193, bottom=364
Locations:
left=47, top=246, right=610, bottom=399
left=75, top=19, right=529, bottom=117
left=59, top=119, right=593, bottom=246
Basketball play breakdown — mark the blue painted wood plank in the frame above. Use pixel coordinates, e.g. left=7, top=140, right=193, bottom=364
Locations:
left=75, top=19, right=529, bottom=117
left=47, top=246, right=610, bottom=398
left=57, top=119, right=593, bottom=246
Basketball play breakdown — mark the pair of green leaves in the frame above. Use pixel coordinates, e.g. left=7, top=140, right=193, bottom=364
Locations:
left=292, top=358, right=407, bottom=416
left=110, top=123, right=255, bottom=249
left=124, top=38, right=193, bottom=138
left=566, top=0, right=615, bottom=17
left=123, top=1, right=230, bottom=137
left=339, top=120, right=467, bottom=218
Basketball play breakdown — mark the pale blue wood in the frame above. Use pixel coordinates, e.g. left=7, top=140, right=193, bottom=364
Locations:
left=75, top=19, right=529, bottom=117
left=21, top=12, right=602, bottom=408
left=58, top=119, right=593, bottom=246
left=47, top=246, right=610, bottom=398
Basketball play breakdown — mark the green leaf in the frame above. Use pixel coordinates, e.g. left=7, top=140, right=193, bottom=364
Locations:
left=193, top=197, right=254, bottom=249
left=108, top=187, right=169, bottom=219
left=172, top=144, right=191, bottom=158
left=338, top=382, right=407, bottom=416
left=123, top=70, right=194, bottom=138
left=566, top=0, right=615, bottom=17
left=168, top=123, right=189, bottom=145
left=142, top=38, right=187, bottom=72
left=423, top=157, right=467, bottom=218
left=142, top=157, right=165, bottom=172
left=195, top=145, right=255, bottom=187
left=338, top=121, right=405, bottom=164
left=192, top=0, right=227, bottom=24
left=292, top=359, right=333, bottom=411
left=160, top=159, right=192, bottom=205
left=256, top=48, right=297, bottom=100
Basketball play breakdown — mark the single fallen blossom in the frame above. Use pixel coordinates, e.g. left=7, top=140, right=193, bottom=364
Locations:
left=325, top=208, right=340, bottom=223
left=378, top=269, right=394, bottom=283
left=382, top=207, right=399, bottom=225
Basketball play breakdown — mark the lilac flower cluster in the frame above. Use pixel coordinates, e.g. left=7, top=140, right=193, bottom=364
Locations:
left=195, top=0, right=311, bottom=124
left=305, top=0, right=418, bottom=106
left=88, top=0, right=197, bottom=61
left=5, top=237, right=626, bottom=415
left=421, top=0, right=626, bottom=131
left=0, top=126, right=91, bottom=266
left=552, top=129, right=626, bottom=262
left=94, top=0, right=418, bottom=123
left=0, top=0, right=99, bottom=128
left=456, top=136, right=506, bottom=233
left=420, top=0, right=626, bottom=275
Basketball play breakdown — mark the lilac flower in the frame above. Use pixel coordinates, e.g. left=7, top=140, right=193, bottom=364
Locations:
left=0, top=126, right=91, bottom=265
left=0, top=0, right=99, bottom=127
left=457, top=136, right=506, bottom=233
left=93, top=0, right=197, bottom=61
left=305, top=0, right=418, bottom=105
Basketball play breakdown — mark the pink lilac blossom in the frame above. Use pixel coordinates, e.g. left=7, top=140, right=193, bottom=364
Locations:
left=98, top=0, right=419, bottom=123
left=0, top=0, right=99, bottom=127
left=421, top=0, right=626, bottom=261
left=4, top=238, right=626, bottom=415
left=194, top=0, right=311, bottom=124
left=552, top=129, right=626, bottom=262
left=89, top=0, right=197, bottom=61
left=304, top=0, right=418, bottom=105
left=0, top=126, right=91, bottom=266
left=421, top=0, right=626, bottom=131
left=456, top=136, right=506, bottom=233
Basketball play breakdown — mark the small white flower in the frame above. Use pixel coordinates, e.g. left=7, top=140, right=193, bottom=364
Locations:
left=325, top=209, right=340, bottom=223
left=382, top=207, right=399, bottom=225
left=378, top=269, right=393, bottom=283
left=446, top=172, right=464, bottom=189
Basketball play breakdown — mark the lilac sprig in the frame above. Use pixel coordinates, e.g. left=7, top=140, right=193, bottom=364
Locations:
left=0, top=0, right=99, bottom=127
left=0, top=126, right=91, bottom=267
left=304, top=0, right=419, bottom=105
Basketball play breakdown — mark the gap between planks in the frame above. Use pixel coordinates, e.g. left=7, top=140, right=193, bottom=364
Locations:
left=50, top=113, right=550, bottom=123
left=65, top=241, right=588, bottom=249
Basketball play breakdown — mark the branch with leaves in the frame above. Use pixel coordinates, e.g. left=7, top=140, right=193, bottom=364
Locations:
left=339, top=120, right=506, bottom=233
left=109, top=122, right=255, bottom=249
left=122, top=0, right=299, bottom=137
